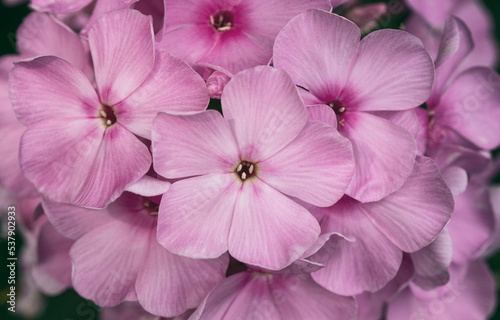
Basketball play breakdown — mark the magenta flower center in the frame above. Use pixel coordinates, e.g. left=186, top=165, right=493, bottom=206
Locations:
left=235, top=160, right=256, bottom=181
left=99, top=104, right=117, bottom=127
left=144, top=199, right=160, bottom=216
left=327, top=100, right=346, bottom=116
left=210, top=11, right=234, bottom=32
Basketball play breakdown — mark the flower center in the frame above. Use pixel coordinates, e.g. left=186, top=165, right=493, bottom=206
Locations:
left=235, top=161, right=256, bottom=181
left=144, top=199, right=160, bottom=216
left=327, top=100, right=346, bottom=116
left=210, top=11, right=234, bottom=32
left=99, top=104, right=117, bottom=127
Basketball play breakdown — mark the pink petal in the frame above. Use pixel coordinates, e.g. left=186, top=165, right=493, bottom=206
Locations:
left=341, top=111, right=417, bottom=202
left=228, top=179, right=320, bottom=270
left=124, top=175, right=170, bottom=197
left=259, top=121, right=354, bottom=207
left=306, top=105, right=338, bottom=129
left=157, top=173, right=239, bottom=259
left=222, top=66, right=307, bottom=160
left=72, top=125, right=152, bottom=208
left=345, top=29, right=434, bottom=111
left=71, top=214, right=154, bottom=306
left=406, top=0, right=455, bottom=27
left=89, top=9, right=154, bottom=105
left=10, top=56, right=99, bottom=126
left=273, top=10, right=360, bottom=100
left=387, top=260, right=496, bottom=320
left=435, top=67, right=500, bottom=150
left=136, top=231, right=228, bottom=317
left=310, top=197, right=403, bottom=295
left=441, top=166, right=468, bottom=196
left=31, top=219, right=73, bottom=295
left=410, top=229, right=453, bottom=290
left=152, top=111, right=239, bottom=179
left=42, top=199, right=113, bottom=240
left=81, top=0, right=134, bottom=37
left=448, top=181, right=494, bottom=264
left=30, top=0, right=92, bottom=13
left=117, top=49, right=209, bottom=139
left=428, top=16, right=473, bottom=108
left=16, top=12, right=91, bottom=76
left=363, top=156, right=453, bottom=252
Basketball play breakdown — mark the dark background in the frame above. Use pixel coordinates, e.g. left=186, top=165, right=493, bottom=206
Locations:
left=1, top=1, right=500, bottom=319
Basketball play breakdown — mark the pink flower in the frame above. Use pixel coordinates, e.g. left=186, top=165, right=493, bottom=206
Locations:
left=190, top=264, right=356, bottom=320
left=101, top=301, right=192, bottom=320
left=42, top=184, right=228, bottom=317
left=307, top=156, right=453, bottom=295
left=157, top=0, right=332, bottom=74
left=9, top=9, right=209, bottom=208
left=152, top=66, right=355, bottom=270
left=273, top=10, right=434, bottom=202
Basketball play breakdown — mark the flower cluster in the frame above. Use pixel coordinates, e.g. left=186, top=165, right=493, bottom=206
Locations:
left=1, top=0, right=500, bottom=319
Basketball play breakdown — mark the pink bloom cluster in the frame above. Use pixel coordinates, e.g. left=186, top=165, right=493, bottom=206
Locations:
left=1, top=0, right=500, bottom=319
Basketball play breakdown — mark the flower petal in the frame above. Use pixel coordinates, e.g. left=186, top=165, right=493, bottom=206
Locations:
left=310, top=197, right=403, bottom=295
left=345, top=29, right=434, bottom=111
left=341, top=112, right=417, bottom=202
left=70, top=215, right=154, bottom=306
left=259, top=121, right=354, bottom=207
left=30, top=0, right=92, bottom=13
left=363, top=156, right=453, bottom=253
left=221, top=66, right=307, bottom=160
left=273, top=10, right=360, bottom=99
left=10, top=56, right=99, bottom=126
left=89, top=9, right=154, bottom=105
left=152, top=111, right=239, bottom=179
left=136, top=231, right=228, bottom=317
left=117, top=50, right=209, bottom=139
left=157, top=173, right=239, bottom=259
left=228, top=179, right=320, bottom=270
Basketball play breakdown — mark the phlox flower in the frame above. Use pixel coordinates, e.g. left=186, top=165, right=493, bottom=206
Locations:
left=189, top=261, right=356, bottom=320
left=9, top=9, right=209, bottom=208
left=158, top=0, right=334, bottom=74
left=273, top=9, right=435, bottom=202
left=152, top=66, right=355, bottom=270
left=307, top=156, right=453, bottom=295
left=101, top=301, right=192, bottom=320
left=42, top=180, right=228, bottom=318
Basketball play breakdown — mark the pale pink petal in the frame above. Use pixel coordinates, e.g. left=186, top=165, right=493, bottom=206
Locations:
left=259, top=121, right=354, bottom=207
left=273, top=10, right=360, bottom=99
left=71, top=214, right=154, bottom=306
left=117, top=50, right=209, bottom=139
left=10, top=56, right=99, bottom=126
left=387, top=260, right=496, bottom=320
left=345, top=29, right=434, bottom=111
left=306, top=105, right=337, bottom=129
left=435, top=67, right=500, bottom=150
left=124, top=176, right=170, bottom=197
left=441, top=166, right=468, bottom=196
left=228, top=179, right=320, bottom=270
left=16, top=12, right=91, bottom=75
left=265, top=259, right=324, bottom=275
left=341, top=112, right=417, bottom=202
left=157, top=173, right=239, bottom=259
left=222, top=66, right=307, bottom=160
left=72, top=125, right=152, bottom=208
left=448, top=182, right=494, bottom=264
left=136, top=231, right=228, bottom=317
left=81, top=0, right=134, bottom=37
left=414, top=107, right=430, bottom=155
left=363, top=156, right=453, bottom=252
left=152, top=111, right=239, bottom=179
left=30, top=0, right=91, bottom=13
left=310, top=198, right=403, bottom=295
left=428, top=16, right=473, bottom=108
left=42, top=199, right=112, bottom=240
left=31, top=219, right=73, bottom=295
left=406, top=0, right=455, bottom=28
left=411, top=229, right=453, bottom=290
left=89, top=9, right=154, bottom=105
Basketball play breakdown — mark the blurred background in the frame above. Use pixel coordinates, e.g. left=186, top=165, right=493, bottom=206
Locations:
left=1, top=0, right=500, bottom=319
